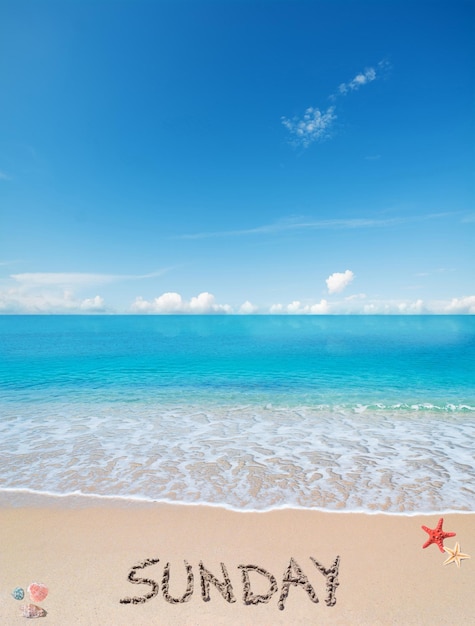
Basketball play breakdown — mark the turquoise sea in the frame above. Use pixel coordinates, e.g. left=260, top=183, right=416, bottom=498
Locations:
left=1, top=315, right=474, bottom=513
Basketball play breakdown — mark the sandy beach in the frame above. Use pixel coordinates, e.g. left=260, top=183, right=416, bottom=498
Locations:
left=1, top=499, right=474, bottom=625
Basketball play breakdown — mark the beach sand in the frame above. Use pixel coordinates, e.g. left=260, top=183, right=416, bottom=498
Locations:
left=1, top=500, right=474, bottom=625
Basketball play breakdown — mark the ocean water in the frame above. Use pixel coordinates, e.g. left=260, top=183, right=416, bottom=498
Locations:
left=0, top=315, right=474, bottom=513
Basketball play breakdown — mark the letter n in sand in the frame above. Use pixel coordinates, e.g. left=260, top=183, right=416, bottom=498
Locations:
left=199, top=561, right=236, bottom=603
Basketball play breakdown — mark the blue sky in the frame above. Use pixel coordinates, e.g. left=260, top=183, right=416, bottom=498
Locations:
left=1, top=0, right=474, bottom=314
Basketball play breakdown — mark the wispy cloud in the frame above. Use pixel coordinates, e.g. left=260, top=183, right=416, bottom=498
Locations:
left=281, top=106, right=336, bottom=147
left=364, top=154, right=381, bottom=161
left=414, top=268, right=453, bottom=278
left=177, top=212, right=453, bottom=240
left=10, top=270, right=168, bottom=287
left=332, top=60, right=390, bottom=99
left=337, top=67, right=377, bottom=95
left=282, top=60, right=388, bottom=148
left=0, top=171, right=11, bottom=181
left=11, top=272, right=119, bottom=287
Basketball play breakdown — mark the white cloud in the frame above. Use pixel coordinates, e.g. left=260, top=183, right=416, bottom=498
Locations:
left=358, top=296, right=475, bottom=315
left=269, top=299, right=330, bottom=315
left=0, top=288, right=106, bottom=314
left=281, top=106, right=336, bottom=147
left=267, top=295, right=475, bottom=315
left=2, top=288, right=475, bottom=315
left=283, top=61, right=387, bottom=148
left=130, top=292, right=232, bottom=314
left=326, top=270, right=355, bottom=294
left=287, top=300, right=302, bottom=314
left=0, top=271, right=117, bottom=313
left=338, top=67, right=377, bottom=94
left=310, top=299, right=330, bottom=314
left=2, top=268, right=473, bottom=316
left=345, top=293, right=367, bottom=301
left=0, top=171, right=11, bottom=181
left=132, top=292, right=184, bottom=313
left=443, top=296, right=475, bottom=314
left=239, top=300, right=258, bottom=314
left=397, top=299, right=425, bottom=314
left=80, top=296, right=105, bottom=311
left=189, top=292, right=232, bottom=314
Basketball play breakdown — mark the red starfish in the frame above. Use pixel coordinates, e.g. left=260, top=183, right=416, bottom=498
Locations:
left=421, top=518, right=456, bottom=552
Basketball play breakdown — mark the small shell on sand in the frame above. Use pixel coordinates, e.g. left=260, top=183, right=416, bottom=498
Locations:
left=12, top=586, right=25, bottom=600
left=19, top=604, right=47, bottom=618
left=27, top=583, right=48, bottom=602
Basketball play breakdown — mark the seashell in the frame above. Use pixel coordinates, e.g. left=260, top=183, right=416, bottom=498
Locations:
left=19, top=603, right=47, bottom=618
left=28, top=582, right=48, bottom=602
left=12, top=586, right=25, bottom=600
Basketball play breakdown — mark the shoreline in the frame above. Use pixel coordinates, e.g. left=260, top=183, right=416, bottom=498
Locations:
left=2, top=488, right=474, bottom=516
left=1, top=500, right=474, bottom=624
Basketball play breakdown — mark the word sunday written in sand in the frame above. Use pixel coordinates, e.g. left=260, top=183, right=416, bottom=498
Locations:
left=120, top=556, right=340, bottom=611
